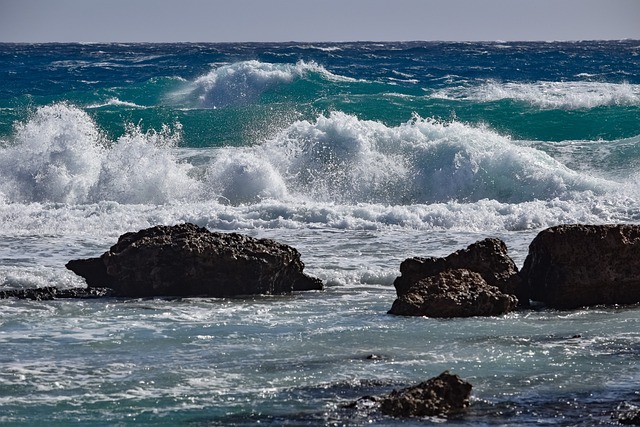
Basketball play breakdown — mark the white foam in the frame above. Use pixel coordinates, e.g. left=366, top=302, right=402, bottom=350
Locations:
left=86, top=97, right=146, bottom=109
left=0, top=105, right=636, bottom=236
left=171, top=60, right=355, bottom=108
left=245, top=111, right=614, bottom=205
left=432, top=81, right=640, bottom=110
left=0, top=103, right=198, bottom=205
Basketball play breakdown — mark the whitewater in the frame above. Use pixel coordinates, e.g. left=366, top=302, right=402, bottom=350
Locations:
left=0, top=41, right=639, bottom=425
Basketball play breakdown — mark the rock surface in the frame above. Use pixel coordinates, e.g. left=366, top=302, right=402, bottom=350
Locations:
left=388, top=268, right=518, bottom=317
left=380, top=371, right=472, bottom=418
left=66, top=223, right=322, bottom=298
left=393, top=238, right=525, bottom=305
left=0, top=286, right=114, bottom=300
left=616, top=403, right=640, bottom=425
left=520, top=224, right=640, bottom=309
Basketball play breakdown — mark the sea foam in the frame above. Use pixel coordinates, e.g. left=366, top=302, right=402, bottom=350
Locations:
left=0, top=104, right=635, bottom=235
left=173, top=60, right=348, bottom=109
left=433, top=81, right=640, bottom=110
left=0, top=103, right=197, bottom=205
left=227, top=111, right=615, bottom=205
left=0, top=105, right=623, bottom=207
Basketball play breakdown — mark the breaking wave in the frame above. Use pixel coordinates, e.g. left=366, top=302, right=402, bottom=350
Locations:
left=432, top=81, right=640, bottom=110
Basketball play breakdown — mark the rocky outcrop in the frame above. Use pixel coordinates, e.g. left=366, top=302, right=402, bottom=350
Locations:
left=66, top=223, right=322, bottom=298
left=0, top=286, right=114, bottom=300
left=380, top=371, right=472, bottom=418
left=520, top=224, right=640, bottom=309
left=388, top=268, right=517, bottom=317
left=393, top=238, right=525, bottom=305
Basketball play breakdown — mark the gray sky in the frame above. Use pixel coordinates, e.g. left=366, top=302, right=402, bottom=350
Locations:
left=1, top=0, right=639, bottom=43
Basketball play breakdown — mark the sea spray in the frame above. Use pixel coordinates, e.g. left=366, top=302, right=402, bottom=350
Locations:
left=0, top=103, right=196, bottom=204
left=211, top=111, right=616, bottom=205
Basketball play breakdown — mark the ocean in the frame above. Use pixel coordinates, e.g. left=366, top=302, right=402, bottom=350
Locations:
left=0, top=41, right=639, bottom=425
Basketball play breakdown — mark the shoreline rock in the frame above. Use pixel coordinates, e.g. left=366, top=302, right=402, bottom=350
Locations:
left=389, top=238, right=522, bottom=317
left=66, top=223, right=323, bottom=298
left=393, top=238, right=526, bottom=304
left=388, top=268, right=518, bottom=317
left=521, top=224, right=640, bottom=309
left=0, top=286, right=114, bottom=301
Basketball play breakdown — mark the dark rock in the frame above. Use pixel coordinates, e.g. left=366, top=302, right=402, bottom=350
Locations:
left=393, top=238, right=526, bottom=305
left=380, top=371, right=472, bottom=418
left=0, top=286, right=114, bottom=300
left=520, top=224, right=640, bottom=309
left=615, top=402, right=640, bottom=425
left=388, top=268, right=518, bottom=317
left=66, top=223, right=322, bottom=298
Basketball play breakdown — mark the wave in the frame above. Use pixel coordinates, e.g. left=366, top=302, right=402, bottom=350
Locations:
left=169, top=60, right=354, bottom=109
left=0, top=103, right=197, bottom=205
left=223, top=111, right=614, bottom=205
left=0, top=103, right=633, bottom=232
left=86, top=97, right=147, bottom=109
left=432, top=81, right=640, bottom=110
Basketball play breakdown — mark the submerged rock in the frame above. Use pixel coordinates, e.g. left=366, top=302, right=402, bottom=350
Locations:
left=393, top=238, right=525, bottom=305
left=380, top=371, right=472, bottom=418
left=66, top=223, right=322, bottom=298
left=388, top=268, right=517, bottom=317
left=520, top=224, right=640, bottom=309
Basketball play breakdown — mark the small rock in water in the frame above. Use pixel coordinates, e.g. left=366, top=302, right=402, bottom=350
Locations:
left=380, top=371, right=472, bottom=418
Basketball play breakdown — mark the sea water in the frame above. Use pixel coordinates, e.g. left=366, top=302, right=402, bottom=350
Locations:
left=0, top=41, right=639, bottom=425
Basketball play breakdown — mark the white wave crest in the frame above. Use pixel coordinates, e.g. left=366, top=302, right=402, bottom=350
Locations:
left=217, top=111, right=612, bottom=205
left=433, top=81, right=640, bottom=110
left=0, top=103, right=198, bottom=205
left=169, top=60, right=353, bottom=109
left=0, top=105, right=633, bottom=233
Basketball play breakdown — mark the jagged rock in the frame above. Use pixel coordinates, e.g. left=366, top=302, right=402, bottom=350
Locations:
left=66, top=223, right=322, bottom=298
left=393, top=238, right=526, bottom=305
left=520, top=224, right=640, bottom=309
left=388, top=268, right=517, bottom=317
left=380, top=371, right=472, bottom=418
left=0, top=286, right=114, bottom=300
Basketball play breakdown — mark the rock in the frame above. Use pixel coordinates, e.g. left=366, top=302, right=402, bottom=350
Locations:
left=0, top=286, right=114, bottom=300
left=393, top=238, right=526, bottom=305
left=66, top=223, right=323, bottom=298
left=380, top=371, right=472, bottom=418
left=615, top=402, right=640, bottom=425
left=388, top=268, right=518, bottom=317
left=520, top=224, right=640, bottom=309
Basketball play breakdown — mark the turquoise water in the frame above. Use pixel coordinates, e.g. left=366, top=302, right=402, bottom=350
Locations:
left=0, top=41, right=639, bottom=425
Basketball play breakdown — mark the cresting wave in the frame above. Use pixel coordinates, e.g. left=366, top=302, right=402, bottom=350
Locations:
left=169, top=60, right=353, bottom=108
left=432, top=81, right=640, bottom=110
left=0, top=103, right=636, bottom=233
left=0, top=103, right=195, bottom=205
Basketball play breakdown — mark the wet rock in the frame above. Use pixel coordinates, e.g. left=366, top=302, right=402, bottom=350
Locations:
left=380, top=371, right=472, bottom=418
left=66, top=223, right=322, bottom=298
left=388, top=268, right=517, bottom=317
left=393, top=238, right=526, bottom=305
left=0, top=286, right=114, bottom=300
left=615, top=402, right=640, bottom=425
left=520, top=224, right=640, bottom=309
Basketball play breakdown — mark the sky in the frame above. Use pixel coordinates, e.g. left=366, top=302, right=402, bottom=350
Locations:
left=1, top=0, right=639, bottom=43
